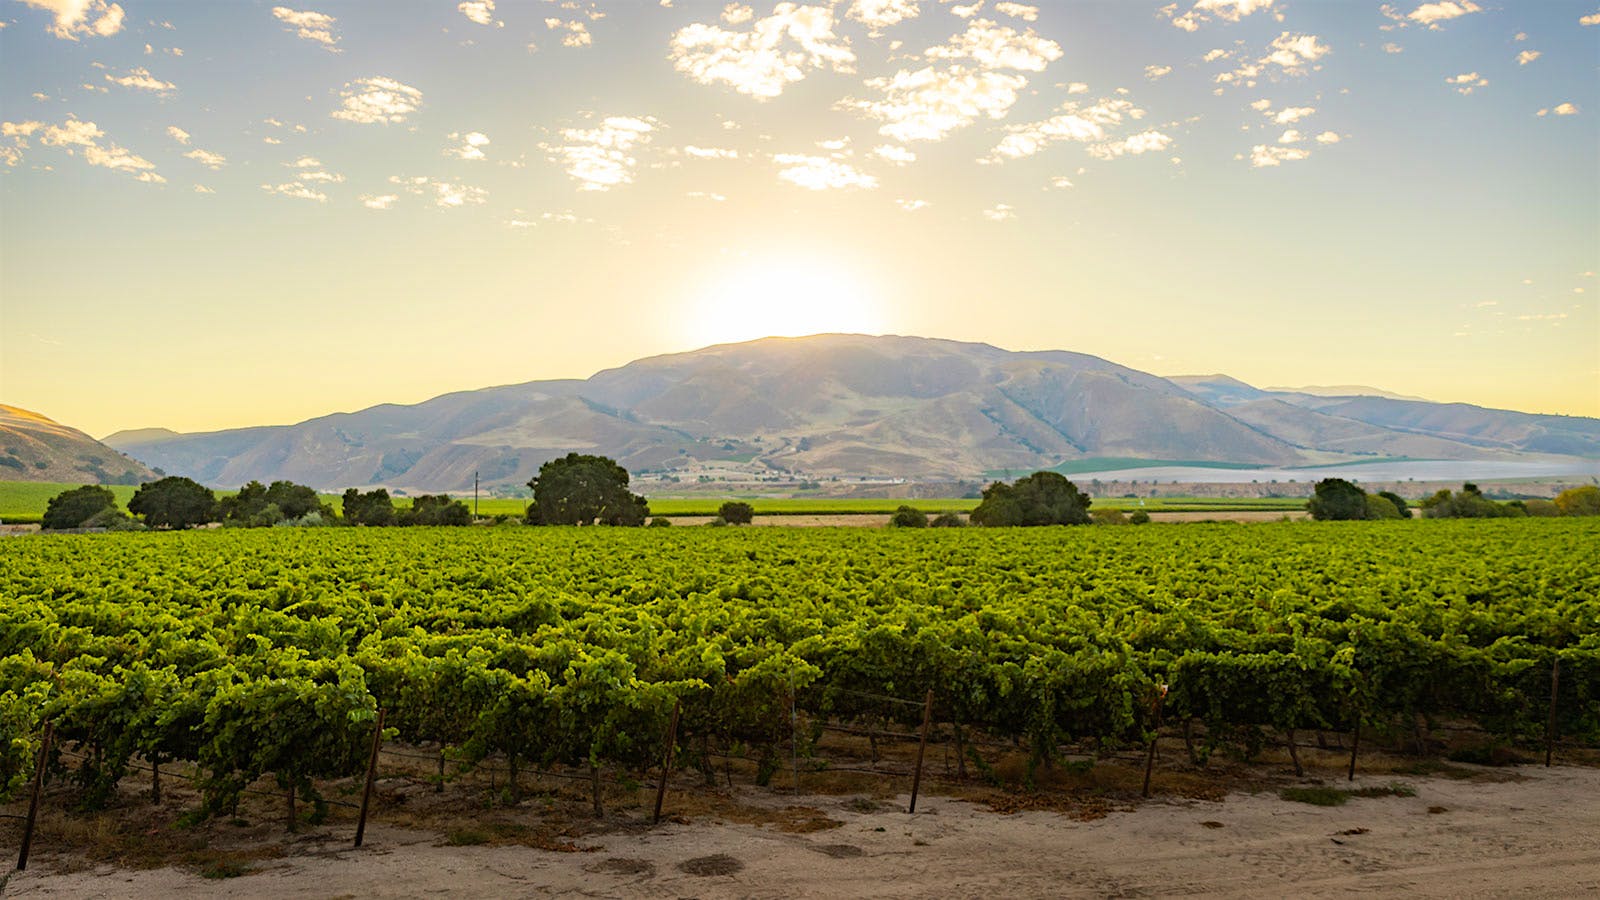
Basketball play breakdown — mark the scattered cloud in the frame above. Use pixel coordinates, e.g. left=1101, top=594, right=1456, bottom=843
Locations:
left=542, top=115, right=657, bottom=191
left=1516, top=50, right=1540, bottom=66
left=261, top=181, right=326, bottom=202
left=1215, top=32, right=1328, bottom=87
left=192, top=184, right=214, bottom=194
left=1202, top=49, right=1230, bottom=62
left=1273, top=106, right=1314, bottom=123
left=1535, top=102, right=1579, bottom=117
left=1447, top=72, right=1488, bottom=95
left=981, top=203, right=1014, bottom=221
left=1048, top=175, right=1073, bottom=189
left=1278, top=128, right=1303, bottom=144
left=1144, top=64, right=1172, bottom=81
left=544, top=18, right=592, bottom=47
left=723, top=4, right=754, bottom=26
left=686, top=190, right=727, bottom=201
left=895, top=198, right=930, bottom=210
left=870, top=143, right=917, bottom=164
left=106, top=67, right=175, bottom=93
left=446, top=131, right=491, bottom=160
left=331, top=77, right=423, bottom=125
left=773, top=153, right=878, bottom=190
left=1315, top=130, right=1341, bottom=143
left=994, top=2, right=1037, bottom=21
left=1065, top=81, right=1089, bottom=94
left=669, top=3, right=855, bottom=99
left=984, top=97, right=1149, bottom=162
left=166, top=126, right=190, bottom=144
left=1085, top=129, right=1172, bottom=160
left=1162, top=0, right=1277, bottom=32
left=183, top=148, right=227, bottom=169
left=271, top=7, right=340, bottom=51
left=15, top=0, right=124, bottom=40
left=9, top=117, right=164, bottom=182
left=847, top=0, right=919, bottom=32
left=1383, top=42, right=1404, bottom=54
left=387, top=176, right=487, bottom=208
left=1247, top=143, right=1310, bottom=167
left=360, top=194, right=398, bottom=210
left=683, top=145, right=740, bottom=159
left=1583, top=11, right=1600, bottom=26
left=1406, top=1, right=1480, bottom=28
left=458, top=1, right=502, bottom=27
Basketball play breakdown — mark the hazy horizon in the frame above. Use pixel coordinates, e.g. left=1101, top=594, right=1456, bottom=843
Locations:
left=3, top=1, right=1596, bottom=437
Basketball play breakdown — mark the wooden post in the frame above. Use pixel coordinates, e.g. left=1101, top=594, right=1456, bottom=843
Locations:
left=437, top=748, right=445, bottom=793
left=653, top=701, right=682, bottom=825
left=1285, top=728, right=1303, bottom=778
left=1142, top=685, right=1166, bottom=798
left=1347, top=720, right=1361, bottom=782
left=789, top=681, right=799, bottom=796
left=590, top=764, right=603, bottom=818
left=151, top=757, right=161, bottom=805
left=1546, top=657, right=1561, bottom=768
left=286, top=779, right=297, bottom=832
left=354, top=708, right=385, bottom=848
left=908, top=690, right=934, bottom=814
left=17, top=721, right=52, bottom=872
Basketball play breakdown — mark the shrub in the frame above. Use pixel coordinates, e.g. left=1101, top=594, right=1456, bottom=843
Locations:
left=649, top=517, right=673, bottom=527
left=1364, top=493, right=1402, bottom=520
left=929, top=512, right=965, bottom=528
left=889, top=505, right=928, bottom=528
left=1129, top=509, right=1151, bottom=525
left=1091, top=509, right=1128, bottom=525
left=718, top=501, right=755, bottom=525
left=1554, top=485, right=1600, bottom=517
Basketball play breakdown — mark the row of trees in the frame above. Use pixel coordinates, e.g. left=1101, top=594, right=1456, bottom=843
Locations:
left=1308, top=478, right=1600, bottom=521
left=41, top=478, right=472, bottom=531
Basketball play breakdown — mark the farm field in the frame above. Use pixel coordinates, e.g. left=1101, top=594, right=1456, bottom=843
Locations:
left=2, top=519, right=1596, bottom=818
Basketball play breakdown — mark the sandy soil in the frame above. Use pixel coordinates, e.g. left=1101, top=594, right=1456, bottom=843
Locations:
left=8, top=765, right=1597, bottom=899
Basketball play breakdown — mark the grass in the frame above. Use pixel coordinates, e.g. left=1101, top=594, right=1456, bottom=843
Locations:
left=1280, top=783, right=1416, bottom=806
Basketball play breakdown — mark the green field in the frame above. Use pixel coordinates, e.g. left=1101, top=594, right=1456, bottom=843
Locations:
left=1, top=481, right=1308, bottom=524
left=2, top=519, right=1595, bottom=811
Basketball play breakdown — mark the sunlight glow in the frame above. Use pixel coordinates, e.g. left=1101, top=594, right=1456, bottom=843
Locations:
left=683, top=258, right=888, bottom=347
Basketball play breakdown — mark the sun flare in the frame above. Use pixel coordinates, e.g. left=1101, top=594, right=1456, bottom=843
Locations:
left=683, top=258, right=888, bottom=348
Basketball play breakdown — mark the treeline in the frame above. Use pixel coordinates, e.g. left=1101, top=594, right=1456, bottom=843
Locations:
left=1309, top=478, right=1600, bottom=521
left=40, top=478, right=475, bottom=531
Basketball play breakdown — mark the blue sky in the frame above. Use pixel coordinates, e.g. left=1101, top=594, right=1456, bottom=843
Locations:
left=1, top=0, right=1596, bottom=435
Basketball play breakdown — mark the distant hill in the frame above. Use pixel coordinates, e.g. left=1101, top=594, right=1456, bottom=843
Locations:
left=0, top=404, right=158, bottom=485
left=103, top=335, right=1600, bottom=492
left=1264, top=385, right=1432, bottom=402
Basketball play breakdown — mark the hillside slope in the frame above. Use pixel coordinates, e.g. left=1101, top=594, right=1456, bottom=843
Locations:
left=0, top=404, right=158, bottom=484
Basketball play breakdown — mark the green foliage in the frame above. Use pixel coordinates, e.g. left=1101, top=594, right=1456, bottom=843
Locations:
left=403, top=494, right=472, bottom=526
left=649, top=517, right=672, bottom=527
left=1555, top=485, right=1600, bottom=517
left=889, top=505, right=927, bottom=528
left=41, top=484, right=118, bottom=530
left=1364, top=493, right=1402, bottom=520
left=1128, top=509, right=1151, bottom=525
left=128, top=476, right=216, bottom=529
left=718, top=501, right=755, bottom=525
left=1420, top=483, right=1523, bottom=519
left=1091, top=508, right=1128, bottom=525
left=1524, top=498, right=1561, bottom=517
left=970, top=471, right=1092, bottom=526
left=1376, top=491, right=1412, bottom=519
left=929, top=512, right=965, bottom=528
left=1307, top=478, right=1368, bottom=521
left=527, top=453, right=648, bottom=526
left=342, top=488, right=395, bottom=526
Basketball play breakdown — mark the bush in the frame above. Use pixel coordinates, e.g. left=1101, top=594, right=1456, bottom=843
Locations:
left=1376, top=491, right=1412, bottom=519
left=1091, top=509, right=1128, bottom=525
left=706, top=516, right=729, bottom=527
left=649, top=517, right=672, bottom=527
left=1524, top=498, right=1561, bottom=517
left=971, top=471, right=1092, bottom=526
left=1554, top=485, right=1600, bottom=517
left=1364, top=493, right=1402, bottom=520
left=80, top=506, right=131, bottom=529
left=41, top=485, right=118, bottom=530
left=718, top=501, right=755, bottom=525
left=929, top=512, right=965, bottom=528
left=889, top=505, right=928, bottom=528
left=1308, top=478, right=1368, bottom=521
left=1128, top=509, right=1151, bottom=525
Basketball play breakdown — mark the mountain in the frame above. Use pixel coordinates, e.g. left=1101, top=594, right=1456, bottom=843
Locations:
left=103, top=335, right=1600, bottom=492
left=0, top=404, right=158, bottom=484
left=1266, top=385, right=1431, bottom=402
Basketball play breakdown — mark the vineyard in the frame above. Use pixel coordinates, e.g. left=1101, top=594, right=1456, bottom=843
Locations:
left=2, top=519, right=1597, bottom=826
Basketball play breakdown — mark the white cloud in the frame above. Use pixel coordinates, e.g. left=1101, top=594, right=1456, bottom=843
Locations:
left=1408, top=1, right=1480, bottom=27
left=1202, top=49, right=1230, bottom=62
left=15, top=0, right=124, bottom=40
left=1263, top=33, right=1329, bottom=72
left=543, top=115, right=657, bottom=190
left=446, top=131, right=491, bottom=160
left=1249, top=98, right=1271, bottom=112
left=1065, top=81, right=1089, bottom=94
left=1144, top=64, right=1172, bottom=80
left=1277, top=128, right=1303, bottom=144
left=1539, top=102, right=1579, bottom=116
left=984, top=97, right=1145, bottom=162
left=1583, top=12, right=1600, bottom=26
left=686, top=190, right=727, bottom=201
left=331, top=77, right=423, bottom=125
left=1048, top=175, right=1073, bottom=189
left=17, top=117, right=163, bottom=182
left=1273, top=106, right=1314, bottom=123
left=981, top=203, right=1014, bottom=221
left=924, top=17, right=1061, bottom=70
left=723, top=3, right=754, bottom=26
left=993, top=2, right=1037, bottom=21
left=847, top=0, right=919, bottom=32
left=106, top=67, right=175, bottom=92
left=183, top=148, right=226, bottom=169
left=1163, top=0, right=1275, bottom=32
left=1447, top=72, right=1488, bottom=95
left=166, top=125, right=190, bottom=144
left=192, top=184, right=214, bottom=194
left=669, top=3, right=855, bottom=99
left=1085, top=129, right=1172, bottom=160
left=1517, top=50, right=1540, bottom=66
left=545, top=18, right=592, bottom=47
left=950, top=3, right=983, bottom=19
left=389, top=175, right=488, bottom=208
left=895, top=198, right=930, bottom=211
left=1248, top=143, right=1310, bottom=167
left=458, top=1, right=501, bottom=27
left=1383, top=42, right=1404, bottom=53
left=870, top=143, right=916, bottom=164
left=261, top=182, right=326, bottom=202
left=773, top=153, right=878, bottom=190
left=683, top=145, right=739, bottom=159
left=272, top=7, right=340, bottom=51
left=1314, top=130, right=1341, bottom=143
left=361, top=194, right=398, bottom=210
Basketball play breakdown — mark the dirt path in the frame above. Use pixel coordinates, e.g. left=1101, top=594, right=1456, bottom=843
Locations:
left=8, top=766, right=1598, bottom=898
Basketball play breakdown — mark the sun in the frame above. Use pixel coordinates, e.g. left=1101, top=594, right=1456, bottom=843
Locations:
left=681, top=257, right=889, bottom=348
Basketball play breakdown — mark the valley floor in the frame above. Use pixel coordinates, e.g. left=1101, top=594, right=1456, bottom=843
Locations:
left=8, top=765, right=1598, bottom=899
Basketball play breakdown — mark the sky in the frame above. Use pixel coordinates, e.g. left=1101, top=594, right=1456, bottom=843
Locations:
left=0, top=0, right=1596, bottom=438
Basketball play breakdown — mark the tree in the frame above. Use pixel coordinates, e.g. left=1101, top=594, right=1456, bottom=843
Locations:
left=1128, top=509, right=1151, bottom=525
left=1364, top=493, right=1402, bottom=520
left=970, top=471, right=1092, bottom=526
left=526, top=453, right=648, bottom=526
left=266, top=481, right=323, bottom=520
left=889, top=505, right=927, bottom=528
left=1420, top=483, right=1516, bottom=519
left=342, top=488, right=395, bottom=526
left=718, top=501, right=755, bottom=525
left=930, top=512, right=966, bottom=528
left=1376, top=491, right=1411, bottom=519
left=1307, top=478, right=1368, bottom=521
left=128, top=476, right=216, bottom=529
left=41, top=485, right=118, bottom=530
left=1554, top=485, right=1600, bottom=517
left=405, top=494, right=471, bottom=526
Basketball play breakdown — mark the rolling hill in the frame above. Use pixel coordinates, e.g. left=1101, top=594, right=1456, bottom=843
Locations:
left=102, top=335, right=1600, bottom=492
left=0, top=404, right=158, bottom=485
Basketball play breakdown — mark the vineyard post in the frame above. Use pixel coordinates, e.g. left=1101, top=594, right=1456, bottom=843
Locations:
left=1545, top=657, right=1560, bottom=768
left=16, top=721, right=52, bottom=872
left=1347, top=719, right=1360, bottom=782
left=286, top=781, right=296, bottom=833
left=437, top=748, right=445, bottom=793
left=789, top=675, right=799, bottom=796
left=151, top=756, right=161, bottom=805
left=653, top=700, right=682, bottom=825
left=908, top=689, right=933, bottom=814
left=1142, top=685, right=1167, bottom=798
left=354, top=708, right=386, bottom=848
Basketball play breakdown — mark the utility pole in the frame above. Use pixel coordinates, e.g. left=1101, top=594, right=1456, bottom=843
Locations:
left=474, top=471, right=479, bottom=519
